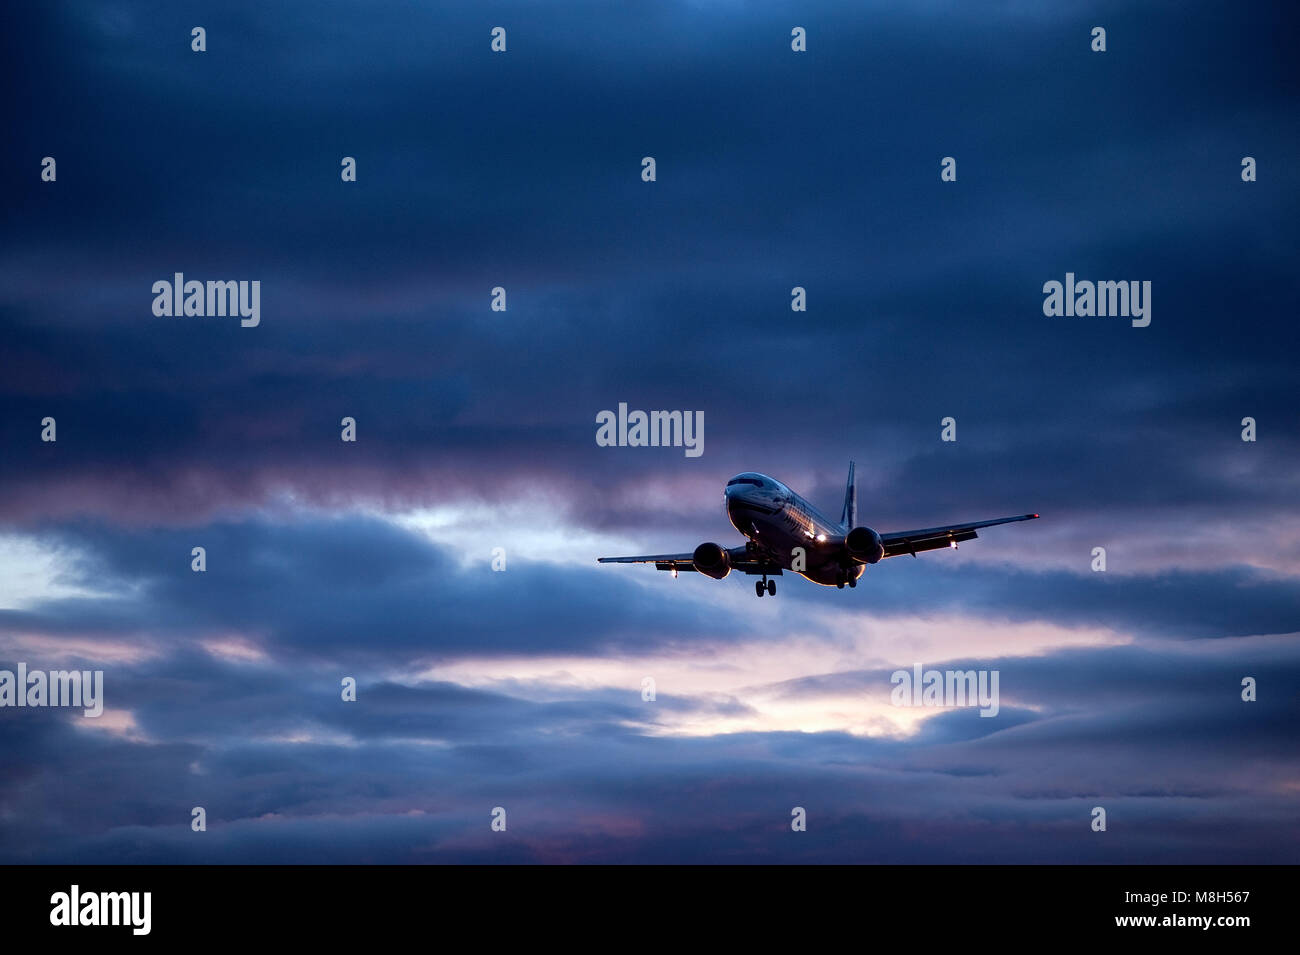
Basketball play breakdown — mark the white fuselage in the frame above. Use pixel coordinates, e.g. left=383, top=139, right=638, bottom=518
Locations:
left=724, top=472, right=864, bottom=586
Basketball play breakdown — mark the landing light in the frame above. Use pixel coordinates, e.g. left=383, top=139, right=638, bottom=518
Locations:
left=671, top=568, right=678, bottom=578
left=816, top=534, right=826, bottom=542
left=949, top=540, right=957, bottom=549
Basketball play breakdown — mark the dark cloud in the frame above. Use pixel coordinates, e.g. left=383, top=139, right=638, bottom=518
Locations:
left=1, top=0, right=1296, bottom=531
left=2, top=516, right=785, bottom=659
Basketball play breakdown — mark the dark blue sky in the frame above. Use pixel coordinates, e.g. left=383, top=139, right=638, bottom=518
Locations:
left=1, top=0, right=1297, bottom=863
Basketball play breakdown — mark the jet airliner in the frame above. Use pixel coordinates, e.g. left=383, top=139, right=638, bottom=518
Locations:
left=598, top=463, right=1038, bottom=596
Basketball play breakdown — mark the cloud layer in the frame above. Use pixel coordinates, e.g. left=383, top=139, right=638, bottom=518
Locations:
left=1, top=0, right=1297, bottom=863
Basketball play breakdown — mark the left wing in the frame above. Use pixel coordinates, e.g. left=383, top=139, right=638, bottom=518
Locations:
left=597, top=546, right=781, bottom=575
left=880, top=513, right=1038, bottom=558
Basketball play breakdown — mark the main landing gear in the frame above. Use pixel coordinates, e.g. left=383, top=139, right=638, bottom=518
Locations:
left=755, top=576, right=776, bottom=597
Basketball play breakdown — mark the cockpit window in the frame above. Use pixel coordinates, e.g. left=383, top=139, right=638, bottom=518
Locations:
left=727, top=478, right=763, bottom=487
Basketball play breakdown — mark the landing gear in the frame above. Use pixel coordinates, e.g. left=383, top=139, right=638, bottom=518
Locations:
left=836, top=569, right=857, bottom=589
left=755, top=574, right=777, bottom=597
left=766, top=579, right=776, bottom=596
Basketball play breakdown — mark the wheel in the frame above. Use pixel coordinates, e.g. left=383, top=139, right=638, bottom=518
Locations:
left=766, top=579, right=776, bottom=596
left=755, top=581, right=765, bottom=597
left=848, top=576, right=856, bottom=588
left=836, top=580, right=845, bottom=589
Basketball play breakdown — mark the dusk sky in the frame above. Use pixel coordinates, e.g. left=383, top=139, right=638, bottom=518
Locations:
left=2, top=0, right=1297, bottom=863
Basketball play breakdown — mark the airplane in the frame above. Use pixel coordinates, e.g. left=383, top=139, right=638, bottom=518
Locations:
left=598, top=462, right=1038, bottom=596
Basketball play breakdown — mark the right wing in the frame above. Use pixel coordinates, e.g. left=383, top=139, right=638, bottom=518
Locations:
left=879, top=513, right=1039, bottom=558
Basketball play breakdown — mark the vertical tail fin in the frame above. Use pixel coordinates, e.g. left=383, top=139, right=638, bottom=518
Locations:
left=840, top=460, right=856, bottom=530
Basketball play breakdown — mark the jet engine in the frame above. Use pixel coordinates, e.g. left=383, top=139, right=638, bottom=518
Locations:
left=845, top=526, right=885, bottom=564
left=692, top=542, right=732, bottom=579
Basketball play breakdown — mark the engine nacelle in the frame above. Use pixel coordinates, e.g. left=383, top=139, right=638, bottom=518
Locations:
left=692, top=542, right=732, bottom=579
left=845, top=526, right=885, bottom=564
